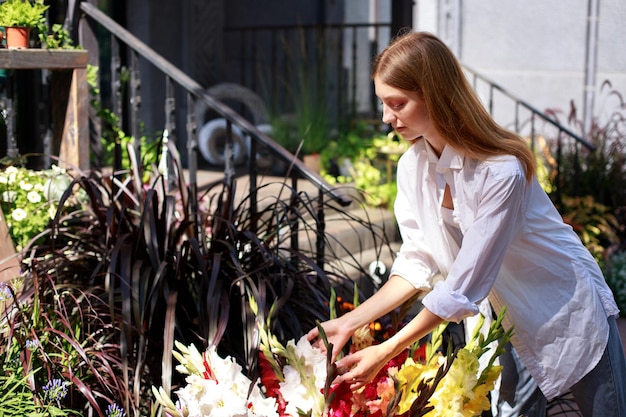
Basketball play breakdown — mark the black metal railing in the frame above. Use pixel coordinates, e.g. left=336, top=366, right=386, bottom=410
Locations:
left=79, top=2, right=352, bottom=268
left=223, top=22, right=392, bottom=127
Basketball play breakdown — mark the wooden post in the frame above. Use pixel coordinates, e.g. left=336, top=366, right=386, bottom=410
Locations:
left=0, top=49, right=90, bottom=171
left=58, top=64, right=89, bottom=171
left=0, top=210, right=20, bottom=283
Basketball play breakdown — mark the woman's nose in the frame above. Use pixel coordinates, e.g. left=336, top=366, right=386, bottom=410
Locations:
left=381, top=105, right=395, bottom=124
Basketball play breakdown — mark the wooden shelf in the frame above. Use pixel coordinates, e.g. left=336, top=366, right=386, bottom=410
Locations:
left=0, top=49, right=88, bottom=69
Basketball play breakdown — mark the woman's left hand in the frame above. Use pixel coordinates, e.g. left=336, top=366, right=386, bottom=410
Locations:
left=332, top=343, right=392, bottom=390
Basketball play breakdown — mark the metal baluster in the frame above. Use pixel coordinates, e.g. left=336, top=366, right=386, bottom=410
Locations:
left=573, top=141, right=581, bottom=197
left=224, top=120, right=235, bottom=188
left=315, top=188, right=325, bottom=268
left=186, top=93, right=200, bottom=239
left=369, top=26, right=378, bottom=120
left=160, top=76, right=176, bottom=192
left=130, top=50, right=141, bottom=159
left=351, top=26, right=357, bottom=119
left=111, top=35, right=123, bottom=172
left=4, top=96, right=18, bottom=159
left=248, top=131, right=258, bottom=234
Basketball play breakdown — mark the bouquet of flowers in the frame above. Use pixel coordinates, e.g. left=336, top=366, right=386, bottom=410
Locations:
left=153, top=308, right=511, bottom=417
left=324, top=310, right=510, bottom=417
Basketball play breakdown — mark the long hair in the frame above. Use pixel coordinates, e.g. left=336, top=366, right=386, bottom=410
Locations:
left=372, top=32, right=536, bottom=179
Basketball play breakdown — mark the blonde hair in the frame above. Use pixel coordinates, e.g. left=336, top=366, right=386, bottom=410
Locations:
left=372, top=32, right=536, bottom=179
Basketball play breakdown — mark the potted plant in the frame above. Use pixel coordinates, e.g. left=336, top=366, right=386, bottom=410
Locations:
left=0, top=0, right=48, bottom=49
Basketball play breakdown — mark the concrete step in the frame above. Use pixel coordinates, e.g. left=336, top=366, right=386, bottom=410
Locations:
left=296, top=205, right=399, bottom=261
left=297, top=205, right=400, bottom=296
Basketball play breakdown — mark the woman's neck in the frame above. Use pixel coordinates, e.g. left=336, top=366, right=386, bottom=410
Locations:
left=423, top=135, right=446, bottom=157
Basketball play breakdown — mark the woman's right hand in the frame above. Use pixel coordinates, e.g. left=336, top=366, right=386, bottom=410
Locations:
left=306, top=316, right=354, bottom=362
left=308, top=276, right=421, bottom=361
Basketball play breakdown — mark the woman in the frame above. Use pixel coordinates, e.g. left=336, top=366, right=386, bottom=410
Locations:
left=307, top=31, right=626, bottom=416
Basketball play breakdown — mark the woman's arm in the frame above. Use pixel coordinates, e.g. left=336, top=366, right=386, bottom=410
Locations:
left=307, top=275, right=421, bottom=360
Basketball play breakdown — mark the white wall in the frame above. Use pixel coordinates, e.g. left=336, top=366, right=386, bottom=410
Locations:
left=415, top=0, right=626, bottom=131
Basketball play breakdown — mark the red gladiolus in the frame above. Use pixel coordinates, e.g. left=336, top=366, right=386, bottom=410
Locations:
left=258, top=352, right=288, bottom=416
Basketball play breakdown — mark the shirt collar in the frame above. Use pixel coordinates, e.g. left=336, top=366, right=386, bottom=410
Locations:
left=423, top=140, right=464, bottom=172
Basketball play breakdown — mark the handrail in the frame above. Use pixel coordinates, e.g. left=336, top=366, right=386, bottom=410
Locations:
left=79, top=1, right=351, bottom=208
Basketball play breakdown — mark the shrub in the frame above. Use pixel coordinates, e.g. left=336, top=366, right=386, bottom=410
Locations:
left=322, top=129, right=408, bottom=209
left=559, top=195, right=620, bottom=263
left=546, top=81, right=626, bottom=258
left=5, top=143, right=392, bottom=412
left=0, top=276, right=124, bottom=416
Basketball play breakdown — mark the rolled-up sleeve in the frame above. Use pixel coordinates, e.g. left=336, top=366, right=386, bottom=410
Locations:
left=422, top=162, right=527, bottom=322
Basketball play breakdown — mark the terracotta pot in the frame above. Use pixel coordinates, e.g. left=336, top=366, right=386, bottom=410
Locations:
left=5, top=26, right=30, bottom=49
left=303, top=153, right=321, bottom=173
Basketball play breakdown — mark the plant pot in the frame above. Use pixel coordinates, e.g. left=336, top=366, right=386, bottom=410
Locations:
left=5, top=26, right=30, bottom=49
left=303, top=153, right=321, bottom=173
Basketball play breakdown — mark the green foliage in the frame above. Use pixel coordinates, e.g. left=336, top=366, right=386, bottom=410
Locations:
left=560, top=195, right=620, bottom=263
left=268, top=113, right=302, bottom=154
left=0, top=0, right=76, bottom=48
left=556, top=87, right=626, bottom=212
left=547, top=81, right=626, bottom=259
left=0, top=369, right=71, bottom=416
left=0, top=371, right=43, bottom=416
left=87, top=64, right=160, bottom=177
left=0, top=281, right=83, bottom=416
left=322, top=128, right=408, bottom=209
left=0, top=0, right=48, bottom=28
left=266, top=30, right=332, bottom=155
left=97, top=109, right=160, bottom=173
left=37, top=22, right=76, bottom=49
left=0, top=164, right=82, bottom=251
left=604, top=251, right=626, bottom=317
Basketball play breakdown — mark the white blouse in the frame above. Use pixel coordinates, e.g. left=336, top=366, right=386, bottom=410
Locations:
left=389, top=139, right=619, bottom=400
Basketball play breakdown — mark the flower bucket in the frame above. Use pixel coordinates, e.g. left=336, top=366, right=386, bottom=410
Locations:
left=5, top=26, right=30, bottom=49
